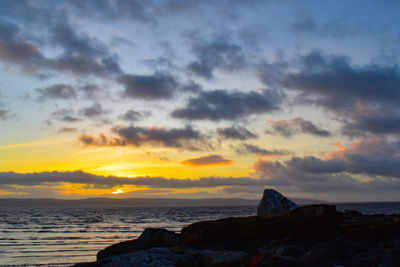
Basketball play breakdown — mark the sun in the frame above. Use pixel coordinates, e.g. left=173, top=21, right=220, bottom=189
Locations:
left=111, top=188, right=124, bottom=195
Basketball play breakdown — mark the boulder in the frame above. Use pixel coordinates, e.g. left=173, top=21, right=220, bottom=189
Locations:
left=97, top=247, right=249, bottom=267
left=176, top=249, right=249, bottom=267
left=97, top=228, right=179, bottom=260
left=180, top=205, right=343, bottom=249
left=257, top=189, right=297, bottom=216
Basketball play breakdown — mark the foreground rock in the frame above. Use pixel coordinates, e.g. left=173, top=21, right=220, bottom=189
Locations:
left=181, top=204, right=341, bottom=249
left=75, top=204, right=400, bottom=266
left=95, top=247, right=249, bottom=267
left=257, top=189, right=297, bottom=216
left=97, top=228, right=179, bottom=260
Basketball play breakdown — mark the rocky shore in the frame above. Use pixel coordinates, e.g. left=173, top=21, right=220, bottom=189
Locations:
left=74, top=190, right=400, bottom=266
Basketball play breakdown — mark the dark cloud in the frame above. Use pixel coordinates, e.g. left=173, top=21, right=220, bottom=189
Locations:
left=36, top=84, right=77, bottom=100
left=285, top=156, right=346, bottom=174
left=187, top=61, right=213, bottom=80
left=282, top=51, right=400, bottom=111
left=267, top=117, right=331, bottom=138
left=0, top=170, right=268, bottom=188
left=2, top=166, right=400, bottom=196
left=258, top=55, right=289, bottom=89
left=181, top=80, right=203, bottom=93
left=0, top=19, right=19, bottom=40
left=0, top=20, right=121, bottom=78
left=280, top=51, right=400, bottom=136
left=118, top=72, right=179, bottom=100
left=79, top=133, right=126, bottom=146
left=266, top=119, right=291, bottom=137
left=0, top=20, right=47, bottom=76
left=51, top=23, right=106, bottom=56
left=253, top=136, right=400, bottom=193
left=0, top=93, right=13, bottom=120
left=79, top=125, right=207, bottom=150
left=290, top=17, right=318, bottom=33
left=217, top=126, right=257, bottom=140
left=51, top=109, right=82, bottom=122
left=49, top=54, right=121, bottom=78
left=290, top=16, right=367, bottom=38
left=80, top=84, right=104, bottom=99
left=187, top=38, right=246, bottom=79
left=119, top=109, right=151, bottom=122
left=253, top=157, right=400, bottom=194
left=181, top=154, right=233, bottom=166
left=112, top=125, right=205, bottom=150
left=59, top=116, right=82, bottom=123
left=294, top=117, right=331, bottom=137
left=341, top=114, right=400, bottom=137
left=0, top=108, right=10, bottom=120
left=57, top=127, right=77, bottom=133
left=253, top=159, right=361, bottom=192
left=0, top=0, right=62, bottom=25
left=110, top=36, right=136, bottom=47
left=236, top=143, right=291, bottom=157
left=66, top=0, right=276, bottom=25
left=114, top=0, right=152, bottom=22
left=172, top=89, right=283, bottom=121
left=80, top=103, right=110, bottom=118
left=155, top=0, right=205, bottom=15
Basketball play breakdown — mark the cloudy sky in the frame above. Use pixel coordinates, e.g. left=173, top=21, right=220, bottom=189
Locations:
left=1, top=0, right=400, bottom=201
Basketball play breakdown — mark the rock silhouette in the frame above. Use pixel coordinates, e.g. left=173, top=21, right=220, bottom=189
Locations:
left=257, top=189, right=297, bottom=216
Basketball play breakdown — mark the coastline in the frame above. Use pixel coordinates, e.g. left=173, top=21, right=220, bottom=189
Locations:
left=73, top=204, right=400, bottom=266
left=1, top=201, right=400, bottom=266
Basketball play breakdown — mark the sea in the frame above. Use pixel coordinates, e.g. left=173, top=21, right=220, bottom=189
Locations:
left=0, top=202, right=399, bottom=266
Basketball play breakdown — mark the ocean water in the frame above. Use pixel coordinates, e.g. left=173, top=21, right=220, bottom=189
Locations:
left=0, top=206, right=255, bottom=266
left=0, top=203, right=399, bottom=266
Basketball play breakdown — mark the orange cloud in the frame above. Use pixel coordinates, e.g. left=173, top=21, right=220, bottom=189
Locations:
left=182, top=154, right=233, bottom=167
left=323, top=137, right=384, bottom=160
left=335, top=141, right=348, bottom=152
left=323, top=141, right=348, bottom=160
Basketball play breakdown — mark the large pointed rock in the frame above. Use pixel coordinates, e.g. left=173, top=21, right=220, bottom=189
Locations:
left=257, top=189, right=297, bottom=216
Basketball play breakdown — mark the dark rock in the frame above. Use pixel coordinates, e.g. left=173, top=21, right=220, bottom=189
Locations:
left=138, top=227, right=179, bottom=247
left=84, top=201, right=400, bottom=267
left=98, top=247, right=176, bottom=267
left=175, top=251, right=213, bottom=267
left=350, top=254, right=381, bottom=267
left=344, top=209, right=397, bottom=223
left=385, top=246, right=400, bottom=256
left=97, top=228, right=178, bottom=260
left=325, top=239, right=359, bottom=261
left=181, top=204, right=343, bottom=249
left=185, top=250, right=249, bottom=267
left=343, top=217, right=400, bottom=240
left=257, top=189, right=297, bottom=216
left=269, top=255, right=304, bottom=267
left=274, top=245, right=306, bottom=258
left=380, top=253, right=400, bottom=267
left=300, top=247, right=337, bottom=266
left=98, top=247, right=248, bottom=267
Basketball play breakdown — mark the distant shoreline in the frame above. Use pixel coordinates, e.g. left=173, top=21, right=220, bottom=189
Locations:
left=1, top=197, right=399, bottom=208
left=0, top=197, right=329, bottom=207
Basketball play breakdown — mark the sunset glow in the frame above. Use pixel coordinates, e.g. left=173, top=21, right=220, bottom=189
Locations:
left=111, top=188, right=125, bottom=195
left=1, top=0, right=400, bottom=202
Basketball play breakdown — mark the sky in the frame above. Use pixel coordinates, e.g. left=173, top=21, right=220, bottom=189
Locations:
left=1, top=0, right=400, bottom=202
